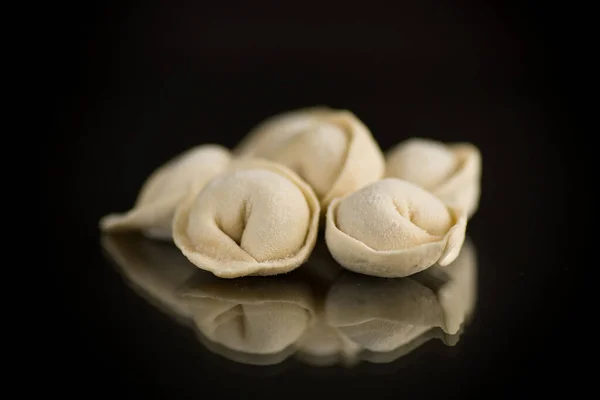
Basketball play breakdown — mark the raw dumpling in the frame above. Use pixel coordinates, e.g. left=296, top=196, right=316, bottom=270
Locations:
left=101, top=233, right=199, bottom=323
left=179, top=273, right=315, bottom=364
left=172, top=159, right=320, bottom=278
left=324, top=238, right=477, bottom=358
left=235, top=107, right=385, bottom=210
left=234, top=106, right=334, bottom=158
left=385, top=138, right=482, bottom=218
left=100, top=144, right=232, bottom=240
left=325, top=179, right=467, bottom=277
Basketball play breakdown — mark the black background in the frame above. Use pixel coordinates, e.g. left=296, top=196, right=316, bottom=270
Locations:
left=49, top=1, right=578, bottom=399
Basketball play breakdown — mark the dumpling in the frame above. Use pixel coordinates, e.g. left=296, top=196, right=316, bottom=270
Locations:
left=100, top=144, right=232, bottom=240
left=385, top=138, right=482, bottom=218
left=100, top=233, right=199, bottom=323
left=172, top=159, right=320, bottom=278
left=325, top=179, right=467, bottom=277
left=235, top=107, right=385, bottom=210
left=324, top=239, right=477, bottom=359
left=234, top=106, right=334, bottom=158
left=179, top=273, right=315, bottom=364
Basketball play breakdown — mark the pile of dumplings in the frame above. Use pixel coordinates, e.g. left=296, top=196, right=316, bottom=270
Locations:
left=100, top=107, right=481, bottom=279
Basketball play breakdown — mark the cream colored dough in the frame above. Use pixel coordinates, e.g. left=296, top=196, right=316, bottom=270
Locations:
left=324, top=239, right=477, bottom=355
left=172, top=159, right=320, bottom=278
left=325, top=179, right=467, bottom=278
left=235, top=107, right=385, bottom=210
left=99, top=144, right=232, bottom=240
left=179, top=274, right=315, bottom=360
left=385, top=138, right=482, bottom=218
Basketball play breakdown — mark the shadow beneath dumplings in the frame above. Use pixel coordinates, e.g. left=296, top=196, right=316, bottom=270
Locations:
left=101, top=233, right=477, bottom=374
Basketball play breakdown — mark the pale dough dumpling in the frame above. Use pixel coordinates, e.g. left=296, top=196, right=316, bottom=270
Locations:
left=325, top=179, right=467, bottom=277
left=235, top=107, right=385, bottom=210
left=100, top=144, right=232, bottom=240
left=234, top=106, right=334, bottom=158
left=324, top=239, right=477, bottom=357
left=385, top=138, right=482, bottom=218
left=179, top=274, right=315, bottom=362
left=172, top=159, right=320, bottom=278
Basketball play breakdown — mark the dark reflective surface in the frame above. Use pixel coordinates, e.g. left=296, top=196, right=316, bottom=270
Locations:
left=51, top=1, right=578, bottom=398
left=102, top=234, right=478, bottom=371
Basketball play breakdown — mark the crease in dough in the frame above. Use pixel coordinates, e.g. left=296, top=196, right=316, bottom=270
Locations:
left=325, top=179, right=467, bottom=278
left=234, top=107, right=385, bottom=211
left=385, top=138, right=482, bottom=218
left=99, top=144, right=232, bottom=240
left=172, top=159, right=321, bottom=278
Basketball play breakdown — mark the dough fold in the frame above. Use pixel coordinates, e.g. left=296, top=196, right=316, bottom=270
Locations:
left=235, top=107, right=385, bottom=210
left=100, top=144, right=232, bottom=240
left=385, top=138, right=482, bottom=218
left=172, top=159, right=320, bottom=278
left=325, top=179, right=467, bottom=277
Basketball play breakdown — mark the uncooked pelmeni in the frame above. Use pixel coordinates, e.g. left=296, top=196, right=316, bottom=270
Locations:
left=235, top=107, right=385, bottom=210
left=385, top=138, right=482, bottom=218
left=172, top=159, right=320, bottom=278
left=234, top=106, right=334, bottom=158
left=99, top=144, right=231, bottom=240
left=325, top=179, right=467, bottom=278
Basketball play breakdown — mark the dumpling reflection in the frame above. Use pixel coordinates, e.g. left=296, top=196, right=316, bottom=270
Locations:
left=324, top=238, right=477, bottom=362
left=178, top=273, right=316, bottom=365
left=295, top=308, right=362, bottom=367
left=101, top=233, right=198, bottom=322
left=101, top=233, right=477, bottom=369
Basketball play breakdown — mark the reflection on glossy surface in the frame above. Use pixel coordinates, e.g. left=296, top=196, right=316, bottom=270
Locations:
left=101, top=233, right=198, bottom=324
left=325, top=239, right=477, bottom=363
left=102, top=233, right=478, bottom=369
left=180, top=272, right=315, bottom=366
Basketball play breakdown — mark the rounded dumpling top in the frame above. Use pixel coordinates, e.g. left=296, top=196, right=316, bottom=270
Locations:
left=99, top=144, right=232, bottom=240
left=234, top=106, right=334, bottom=158
left=385, top=138, right=482, bottom=218
left=235, top=107, right=385, bottom=210
left=336, top=179, right=454, bottom=252
left=325, top=178, right=467, bottom=278
left=172, top=159, right=320, bottom=278
left=136, top=145, right=232, bottom=205
left=385, top=138, right=458, bottom=190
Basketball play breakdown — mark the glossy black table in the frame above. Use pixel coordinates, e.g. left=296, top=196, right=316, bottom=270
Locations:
left=51, top=2, right=576, bottom=398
